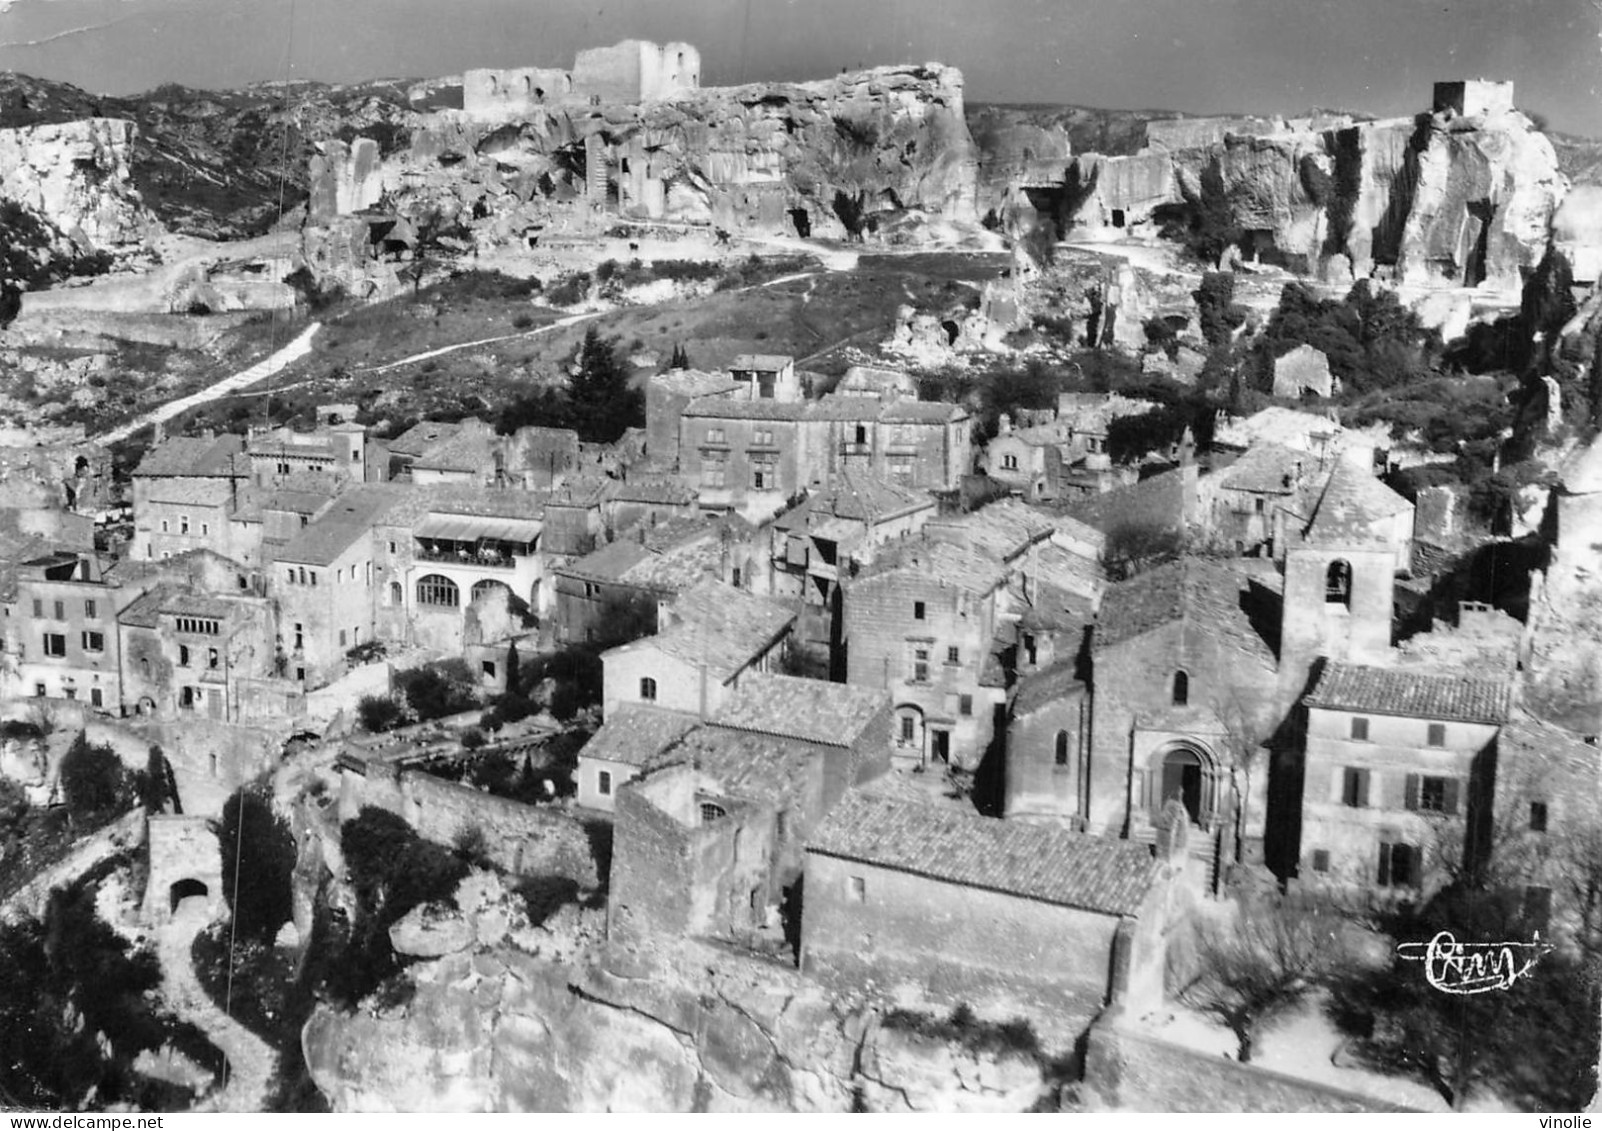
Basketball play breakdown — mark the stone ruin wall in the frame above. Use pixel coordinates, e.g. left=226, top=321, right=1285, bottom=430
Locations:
left=141, top=814, right=224, bottom=924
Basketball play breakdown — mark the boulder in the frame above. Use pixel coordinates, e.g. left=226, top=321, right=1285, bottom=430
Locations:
left=389, top=902, right=474, bottom=958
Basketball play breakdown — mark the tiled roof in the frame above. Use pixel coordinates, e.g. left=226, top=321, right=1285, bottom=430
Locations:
left=145, top=479, right=233, bottom=508
left=682, top=397, right=815, bottom=422
left=1302, top=457, right=1412, bottom=544
left=807, top=792, right=1158, bottom=916
left=560, top=539, right=654, bottom=583
left=1217, top=442, right=1307, bottom=494
left=603, top=477, right=697, bottom=506
left=412, top=426, right=496, bottom=474
left=675, top=726, right=820, bottom=807
left=1011, top=660, right=1086, bottom=718
left=711, top=671, right=887, bottom=748
left=386, top=420, right=467, bottom=459
left=774, top=470, right=933, bottom=529
left=1304, top=661, right=1512, bottom=725
left=579, top=703, right=698, bottom=768
left=651, top=368, right=742, bottom=397
left=876, top=399, right=968, bottom=424
left=1096, top=557, right=1274, bottom=669
left=607, top=581, right=794, bottom=682
left=857, top=537, right=1009, bottom=595
left=924, top=497, right=1058, bottom=562
left=730, top=354, right=794, bottom=371
left=276, top=484, right=407, bottom=566
left=133, top=434, right=245, bottom=478
left=684, top=394, right=965, bottom=425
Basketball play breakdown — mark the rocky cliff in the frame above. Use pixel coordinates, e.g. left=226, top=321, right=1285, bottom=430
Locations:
left=1065, top=106, right=1570, bottom=293
left=306, top=64, right=978, bottom=252
left=0, top=118, right=154, bottom=251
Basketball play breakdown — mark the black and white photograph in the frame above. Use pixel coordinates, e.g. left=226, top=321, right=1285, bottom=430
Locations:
left=0, top=0, right=1596, bottom=1114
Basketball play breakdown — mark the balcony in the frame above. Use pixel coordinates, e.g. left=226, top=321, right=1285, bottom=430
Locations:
left=417, top=541, right=520, bottom=570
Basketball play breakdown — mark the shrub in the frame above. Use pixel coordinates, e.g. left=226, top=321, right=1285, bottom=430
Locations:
left=393, top=659, right=478, bottom=722
left=218, top=782, right=297, bottom=942
left=460, top=728, right=487, bottom=751
left=545, top=272, right=589, bottom=306
left=58, top=732, right=133, bottom=821
left=511, top=312, right=534, bottom=330
left=357, top=694, right=405, bottom=734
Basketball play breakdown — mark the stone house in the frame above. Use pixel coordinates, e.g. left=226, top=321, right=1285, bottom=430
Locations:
left=801, top=791, right=1178, bottom=1017
left=552, top=514, right=753, bottom=648
left=644, top=368, right=741, bottom=470
left=727, top=354, right=800, bottom=402
left=385, top=420, right=471, bottom=480
left=599, top=476, right=699, bottom=538
left=832, top=365, right=916, bottom=400
left=246, top=419, right=375, bottom=490
left=600, top=581, right=795, bottom=718
left=1208, top=441, right=1319, bottom=559
left=1074, top=557, right=1282, bottom=888
left=272, top=485, right=405, bottom=687
left=1004, top=661, right=1092, bottom=826
left=130, top=432, right=247, bottom=563
left=678, top=393, right=970, bottom=521
left=573, top=702, right=699, bottom=812
left=766, top=471, right=936, bottom=674
left=4, top=545, right=126, bottom=713
left=983, top=416, right=1065, bottom=502
left=1297, top=661, right=1511, bottom=900
left=116, top=582, right=276, bottom=722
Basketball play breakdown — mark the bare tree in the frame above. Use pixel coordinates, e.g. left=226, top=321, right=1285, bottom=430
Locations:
left=1174, top=893, right=1345, bottom=1062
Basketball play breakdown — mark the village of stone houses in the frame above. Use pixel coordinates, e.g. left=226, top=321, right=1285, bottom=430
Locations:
left=0, top=36, right=1598, bottom=1114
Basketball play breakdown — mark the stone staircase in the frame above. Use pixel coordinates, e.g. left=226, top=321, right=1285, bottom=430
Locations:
left=1130, top=821, right=1223, bottom=894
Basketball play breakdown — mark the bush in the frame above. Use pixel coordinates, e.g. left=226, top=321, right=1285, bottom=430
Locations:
left=545, top=272, right=589, bottom=306
left=357, top=694, right=405, bottom=734
left=511, top=312, right=534, bottom=330
left=218, top=782, right=297, bottom=942
left=58, top=733, right=134, bottom=822
left=460, top=728, right=487, bottom=751
left=393, top=659, right=478, bottom=722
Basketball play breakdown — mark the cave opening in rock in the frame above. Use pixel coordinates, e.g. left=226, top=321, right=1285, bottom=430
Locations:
left=1465, top=199, right=1494, bottom=287
left=1111, top=208, right=1126, bottom=228
left=941, top=320, right=960, bottom=345
left=789, top=208, right=811, bottom=238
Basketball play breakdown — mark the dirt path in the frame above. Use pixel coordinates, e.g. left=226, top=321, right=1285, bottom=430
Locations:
left=364, top=309, right=604, bottom=376
left=156, top=904, right=279, bottom=1113
left=93, top=322, right=322, bottom=446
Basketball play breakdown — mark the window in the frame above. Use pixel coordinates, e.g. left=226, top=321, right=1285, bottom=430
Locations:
left=338, top=630, right=346, bottom=648
left=913, top=601, right=926, bottom=621
left=1377, top=841, right=1416, bottom=888
left=1426, top=723, right=1446, bottom=747
left=52, top=601, right=64, bottom=620
left=1407, top=774, right=1458, bottom=815
left=1002, top=453, right=1019, bottom=470
left=699, top=802, right=725, bottom=824
left=899, top=715, right=916, bottom=744
left=296, top=667, right=305, bottom=681
left=416, top=574, right=460, bottom=607
left=946, top=646, right=960, bottom=665
left=639, top=677, right=657, bottom=701
left=482, top=661, right=497, bottom=679
left=752, top=428, right=774, bottom=446
left=389, top=580, right=402, bottom=606
left=598, top=770, right=613, bottom=796
left=911, top=646, right=930, bottom=683
left=63, top=688, right=75, bottom=702
left=1055, top=730, right=1070, bottom=767
left=294, top=623, right=304, bottom=650
left=1254, top=497, right=1265, bottom=514
left=1530, top=801, right=1549, bottom=833
left=33, top=683, right=44, bottom=698
left=81, top=631, right=104, bottom=653
left=287, top=568, right=296, bottom=585
left=42, top=634, right=66, bottom=657
left=1172, top=670, right=1189, bottom=706
left=1341, top=767, right=1370, bottom=808
left=31, top=599, right=41, bottom=618
left=959, top=694, right=973, bottom=717
left=1311, top=849, right=1331, bottom=873
left=201, top=523, right=209, bottom=536
left=1325, top=559, right=1352, bottom=606
left=84, top=599, right=97, bottom=620
left=701, top=452, right=728, bottom=488
left=706, top=427, right=726, bottom=445
left=161, top=519, right=169, bottom=533
left=90, top=688, right=103, bottom=709
left=1350, top=716, right=1370, bottom=742
left=849, top=876, right=866, bottom=902
left=180, top=515, right=190, bottom=534
left=388, top=541, right=397, bottom=555
left=309, top=571, right=318, bottom=587
left=854, top=424, right=868, bottom=445
left=751, top=453, right=777, bottom=490
left=178, top=644, right=191, bottom=667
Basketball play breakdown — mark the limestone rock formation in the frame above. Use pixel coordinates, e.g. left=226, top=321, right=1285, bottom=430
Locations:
left=301, top=63, right=980, bottom=291
left=0, top=118, right=156, bottom=252
left=1061, top=103, right=1568, bottom=295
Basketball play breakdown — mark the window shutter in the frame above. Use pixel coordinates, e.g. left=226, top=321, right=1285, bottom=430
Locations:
left=1443, top=778, right=1459, bottom=816
left=1404, top=773, right=1420, bottom=811
left=1358, top=769, right=1371, bottom=808
left=1377, top=842, right=1392, bottom=886
left=1331, top=766, right=1345, bottom=804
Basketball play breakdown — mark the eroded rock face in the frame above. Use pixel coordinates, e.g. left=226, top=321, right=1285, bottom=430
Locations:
left=300, top=936, right=1063, bottom=1113
left=1064, top=107, right=1567, bottom=294
left=303, top=63, right=979, bottom=286
left=0, top=118, right=156, bottom=251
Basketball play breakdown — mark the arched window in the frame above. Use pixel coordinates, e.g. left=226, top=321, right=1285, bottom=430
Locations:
left=1054, top=730, right=1070, bottom=767
left=639, top=677, right=657, bottom=701
left=1325, top=559, right=1352, bottom=606
left=699, top=801, right=725, bottom=824
left=471, top=579, right=511, bottom=604
left=1172, top=670, right=1189, bottom=706
left=389, top=580, right=402, bottom=606
left=416, top=574, right=460, bottom=607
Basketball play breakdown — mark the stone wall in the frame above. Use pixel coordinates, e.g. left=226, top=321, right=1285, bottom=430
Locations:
left=1084, top=1006, right=1410, bottom=1112
left=1004, top=679, right=1090, bottom=822
left=339, top=759, right=599, bottom=886
left=1, top=808, right=145, bottom=924
left=86, top=716, right=286, bottom=818
left=141, top=814, right=224, bottom=924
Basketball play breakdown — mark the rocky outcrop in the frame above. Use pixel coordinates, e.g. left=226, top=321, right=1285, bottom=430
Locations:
left=0, top=118, right=156, bottom=251
left=302, top=63, right=979, bottom=289
left=1062, top=104, right=1568, bottom=295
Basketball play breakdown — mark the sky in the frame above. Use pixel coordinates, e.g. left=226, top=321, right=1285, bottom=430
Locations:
left=0, top=0, right=1598, bottom=135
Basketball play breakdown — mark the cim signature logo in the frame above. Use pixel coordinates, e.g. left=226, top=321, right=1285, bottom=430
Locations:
left=1396, top=930, right=1554, bottom=995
